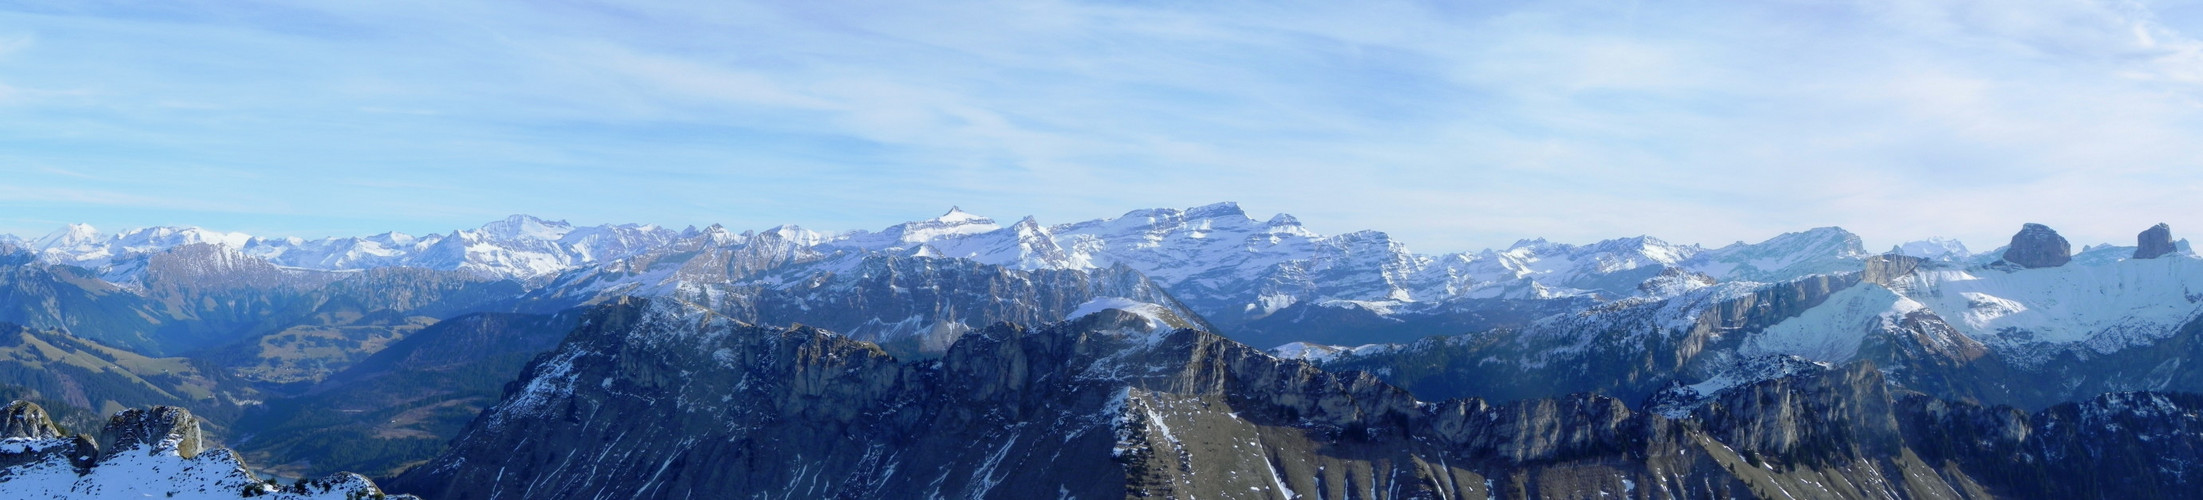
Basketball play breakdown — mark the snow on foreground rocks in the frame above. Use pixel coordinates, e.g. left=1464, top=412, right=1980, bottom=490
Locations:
left=0, top=401, right=412, bottom=500
left=1065, top=297, right=1199, bottom=332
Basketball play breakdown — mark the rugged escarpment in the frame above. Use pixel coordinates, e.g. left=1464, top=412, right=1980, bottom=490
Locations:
left=529, top=253, right=1204, bottom=356
left=391, top=298, right=2203, bottom=499
left=1323, top=272, right=1862, bottom=405
left=0, top=401, right=411, bottom=499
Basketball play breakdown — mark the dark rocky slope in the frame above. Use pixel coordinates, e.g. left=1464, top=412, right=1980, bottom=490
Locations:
left=233, top=311, right=583, bottom=480
left=391, top=298, right=2203, bottom=499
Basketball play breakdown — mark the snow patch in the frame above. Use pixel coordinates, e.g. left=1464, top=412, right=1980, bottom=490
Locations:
left=1067, top=297, right=1175, bottom=332
left=1743, top=284, right=1921, bottom=362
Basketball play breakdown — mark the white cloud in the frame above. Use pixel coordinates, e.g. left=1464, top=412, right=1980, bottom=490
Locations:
left=3, top=0, right=2203, bottom=253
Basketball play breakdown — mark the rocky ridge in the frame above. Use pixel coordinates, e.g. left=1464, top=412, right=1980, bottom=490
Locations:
left=1317, top=222, right=2203, bottom=412
left=6, top=207, right=1888, bottom=348
left=0, top=401, right=410, bottom=499
left=391, top=298, right=2203, bottom=499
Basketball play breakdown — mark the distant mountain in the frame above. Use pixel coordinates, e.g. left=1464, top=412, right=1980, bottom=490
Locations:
left=7, top=206, right=1882, bottom=343
left=1316, top=224, right=2203, bottom=413
left=1891, top=237, right=1972, bottom=262
left=19, top=216, right=683, bottom=281
left=13, top=208, right=2203, bottom=500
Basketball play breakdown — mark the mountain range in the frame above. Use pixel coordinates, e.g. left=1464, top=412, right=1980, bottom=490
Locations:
left=2, top=204, right=2200, bottom=499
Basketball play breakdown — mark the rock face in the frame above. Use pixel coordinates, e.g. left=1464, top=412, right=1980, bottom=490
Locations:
left=2136, top=223, right=2177, bottom=259
left=2000, top=223, right=2072, bottom=269
left=0, top=402, right=414, bottom=499
left=391, top=298, right=2203, bottom=499
left=1862, top=253, right=1925, bottom=287
left=96, top=406, right=204, bottom=460
left=0, top=401, right=92, bottom=471
left=0, top=401, right=64, bottom=440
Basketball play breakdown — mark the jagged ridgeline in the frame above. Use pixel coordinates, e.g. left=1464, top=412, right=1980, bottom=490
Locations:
left=1315, top=223, right=2203, bottom=414
left=388, top=298, right=2203, bottom=500
left=9, top=211, right=2203, bottom=498
left=0, top=400, right=413, bottom=499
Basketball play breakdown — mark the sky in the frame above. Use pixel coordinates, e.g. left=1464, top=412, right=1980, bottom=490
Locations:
left=2, top=0, right=2202, bottom=253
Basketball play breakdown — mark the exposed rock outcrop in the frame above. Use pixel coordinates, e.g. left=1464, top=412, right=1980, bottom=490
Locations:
left=2136, top=223, right=2176, bottom=259
left=0, top=401, right=92, bottom=471
left=1862, top=253, right=1925, bottom=287
left=1999, top=223, right=2072, bottom=269
left=96, top=406, right=203, bottom=460
left=0, top=401, right=63, bottom=441
left=0, top=402, right=413, bottom=500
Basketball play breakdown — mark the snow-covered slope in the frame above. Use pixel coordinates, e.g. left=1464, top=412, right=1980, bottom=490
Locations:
left=814, top=204, right=1863, bottom=327
left=1732, top=254, right=2203, bottom=367
left=1741, top=284, right=1923, bottom=361
left=1682, top=226, right=1868, bottom=282
left=1891, top=237, right=1972, bottom=262
left=1897, top=257, right=2203, bottom=363
left=18, top=215, right=683, bottom=280
left=0, top=207, right=1955, bottom=334
left=0, top=403, right=410, bottom=500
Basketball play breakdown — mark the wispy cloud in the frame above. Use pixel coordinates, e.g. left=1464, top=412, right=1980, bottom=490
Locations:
left=1, top=0, right=2201, bottom=251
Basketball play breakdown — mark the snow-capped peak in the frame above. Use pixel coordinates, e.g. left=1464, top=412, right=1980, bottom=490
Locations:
left=1508, top=237, right=1553, bottom=250
left=936, top=206, right=989, bottom=224
left=1067, top=297, right=1184, bottom=332
left=475, top=214, right=574, bottom=242
left=32, top=223, right=100, bottom=251
left=1681, top=226, right=1866, bottom=282
left=1184, top=201, right=1247, bottom=220
left=875, top=208, right=1002, bottom=245
left=114, top=226, right=253, bottom=252
left=1892, top=237, right=1972, bottom=261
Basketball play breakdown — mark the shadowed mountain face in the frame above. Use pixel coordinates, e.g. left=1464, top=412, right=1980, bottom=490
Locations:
left=391, top=299, right=2203, bottom=500
left=231, top=311, right=583, bottom=480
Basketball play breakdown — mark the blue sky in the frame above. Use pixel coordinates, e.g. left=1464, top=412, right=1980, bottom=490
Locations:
left=3, top=0, right=2202, bottom=252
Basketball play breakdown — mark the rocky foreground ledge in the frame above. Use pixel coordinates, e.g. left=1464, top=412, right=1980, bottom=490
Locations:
left=0, top=400, right=412, bottom=500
